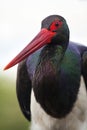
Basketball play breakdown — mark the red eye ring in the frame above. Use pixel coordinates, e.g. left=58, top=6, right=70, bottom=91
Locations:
left=49, top=20, right=62, bottom=32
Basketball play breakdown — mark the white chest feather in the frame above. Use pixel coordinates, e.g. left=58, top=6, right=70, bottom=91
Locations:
left=30, top=77, right=87, bottom=130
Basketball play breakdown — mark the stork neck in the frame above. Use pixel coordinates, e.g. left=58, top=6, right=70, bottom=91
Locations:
left=32, top=44, right=70, bottom=118
left=33, top=44, right=66, bottom=90
left=38, top=44, right=65, bottom=70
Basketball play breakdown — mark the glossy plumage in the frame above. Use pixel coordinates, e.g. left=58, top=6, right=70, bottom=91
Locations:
left=5, top=15, right=87, bottom=130
left=17, top=41, right=87, bottom=120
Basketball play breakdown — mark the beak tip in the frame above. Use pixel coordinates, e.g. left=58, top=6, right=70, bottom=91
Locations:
left=3, top=64, right=12, bottom=71
left=3, top=66, right=8, bottom=71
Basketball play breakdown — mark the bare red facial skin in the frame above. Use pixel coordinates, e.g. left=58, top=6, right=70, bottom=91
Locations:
left=49, top=20, right=62, bottom=32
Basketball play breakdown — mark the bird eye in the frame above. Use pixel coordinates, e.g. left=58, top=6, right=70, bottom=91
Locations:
left=49, top=20, right=62, bottom=32
left=55, top=22, right=59, bottom=27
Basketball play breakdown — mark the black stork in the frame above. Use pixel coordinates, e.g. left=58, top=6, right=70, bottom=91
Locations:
left=4, top=15, right=87, bottom=130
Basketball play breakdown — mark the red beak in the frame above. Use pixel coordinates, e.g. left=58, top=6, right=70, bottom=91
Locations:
left=4, top=28, right=55, bottom=70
